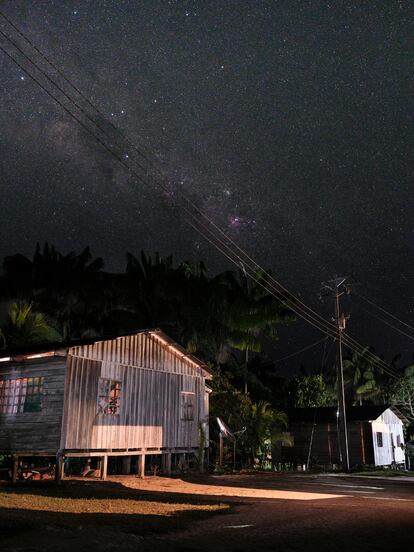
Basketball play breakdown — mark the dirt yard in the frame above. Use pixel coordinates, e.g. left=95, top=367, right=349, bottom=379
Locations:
left=1, top=472, right=414, bottom=551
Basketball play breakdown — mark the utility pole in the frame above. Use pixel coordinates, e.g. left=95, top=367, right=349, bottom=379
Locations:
left=321, top=277, right=350, bottom=471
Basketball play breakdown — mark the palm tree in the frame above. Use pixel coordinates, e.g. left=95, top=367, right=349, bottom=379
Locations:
left=2, top=243, right=104, bottom=340
left=1, top=303, right=61, bottom=348
left=243, top=400, right=289, bottom=467
left=342, top=347, right=383, bottom=404
left=224, top=270, right=294, bottom=392
left=0, top=328, right=5, bottom=349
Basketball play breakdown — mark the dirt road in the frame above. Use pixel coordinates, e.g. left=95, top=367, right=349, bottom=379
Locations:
left=134, top=472, right=414, bottom=551
left=1, top=472, right=414, bottom=551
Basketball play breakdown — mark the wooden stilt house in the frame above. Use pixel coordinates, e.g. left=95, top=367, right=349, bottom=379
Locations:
left=0, top=330, right=211, bottom=481
left=279, top=406, right=407, bottom=469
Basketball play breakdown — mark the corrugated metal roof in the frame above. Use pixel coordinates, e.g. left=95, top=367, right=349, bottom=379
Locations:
left=0, top=328, right=211, bottom=375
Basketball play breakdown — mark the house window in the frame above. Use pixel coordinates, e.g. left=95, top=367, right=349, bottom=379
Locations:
left=376, top=432, right=383, bottom=447
left=181, top=392, right=195, bottom=421
left=0, top=377, right=43, bottom=414
left=396, top=434, right=401, bottom=447
left=97, top=379, right=121, bottom=415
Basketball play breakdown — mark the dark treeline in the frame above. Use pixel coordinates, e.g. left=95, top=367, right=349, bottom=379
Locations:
left=0, top=243, right=294, bottom=385
left=1, top=243, right=413, bottom=466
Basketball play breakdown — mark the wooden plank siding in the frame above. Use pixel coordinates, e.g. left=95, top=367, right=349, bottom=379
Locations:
left=281, top=421, right=375, bottom=467
left=0, top=358, right=66, bottom=452
left=61, top=331, right=208, bottom=452
left=0, top=331, right=210, bottom=456
left=371, top=409, right=405, bottom=465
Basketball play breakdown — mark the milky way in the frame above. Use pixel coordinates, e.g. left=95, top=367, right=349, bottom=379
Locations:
left=1, top=1, right=414, bottom=368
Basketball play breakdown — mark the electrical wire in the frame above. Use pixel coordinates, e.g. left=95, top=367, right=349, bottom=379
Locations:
left=354, top=291, right=414, bottom=333
left=275, top=336, right=329, bottom=364
left=181, top=197, right=402, bottom=377
left=0, top=26, right=147, bottom=172
left=0, top=20, right=402, bottom=381
left=0, top=23, right=342, bottom=346
left=186, top=213, right=402, bottom=380
left=0, top=10, right=152, bottom=164
left=1, top=27, right=399, bottom=380
left=0, top=18, right=365, bottom=345
left=359, top=307, right=414, bottom=343
left=0, top=43, right=138, bottom=176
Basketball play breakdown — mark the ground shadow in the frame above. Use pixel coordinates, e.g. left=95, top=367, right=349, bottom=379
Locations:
left=0, top=478, right=231, bottom=505
left=2, top=475, right=414, bottom=552
left=0, top=479, right=232, bottom=552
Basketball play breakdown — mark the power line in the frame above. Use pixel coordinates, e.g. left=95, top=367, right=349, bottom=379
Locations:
left=355, top=291, right=414, bottom=334
left=359, top=307, right=414, bottom=343
left=0, top=26, right=147, bottom=173
left=0, top=20, right=402, bottom=382
left=185, top=208, right=402, bottom=380
left=0, top=18, right=380, bottom=353
left=275, top=336, right=329, bottom=363
left=2, top=29, right=398, bottom=381
left=0, top=43, right=138, bottom=176
left=0, top=13, right=350, bottom=346
left=184, top=200, right=402, bottom=377
left=0, top=10, right=152, bottom=164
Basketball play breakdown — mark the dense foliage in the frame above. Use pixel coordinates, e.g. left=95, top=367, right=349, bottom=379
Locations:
left=0, top=244, right=296, bottom=468
left=289, top=373, right=335, bottom=408
left=1, top=243, right=413, bottom=467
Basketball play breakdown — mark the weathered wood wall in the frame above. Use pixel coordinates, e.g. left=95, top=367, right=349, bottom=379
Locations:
left=0, top=358, right=66, bottom=452
left=281, top=421, right=374, bottom=467
left=61, top=332, right=208, bottom=451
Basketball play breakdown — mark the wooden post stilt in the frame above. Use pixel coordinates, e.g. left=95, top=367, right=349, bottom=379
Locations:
left=162, top=452, right=172, bottom=475
left=55, top=452, right=64, bottom=484
left=60, top=455, right=66, bottom=481
left=122, top=456, right=131, bottom=475
left=12, top=456, right=19, bottom=484
left=137, top=454, right=145, bottom=478
left=219, top=434, right=224, bottom=468
left=100, top=455, right=108, bottom=480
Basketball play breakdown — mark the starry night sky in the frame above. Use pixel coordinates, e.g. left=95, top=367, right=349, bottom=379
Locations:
left=1, top=1, right=413, bottom=369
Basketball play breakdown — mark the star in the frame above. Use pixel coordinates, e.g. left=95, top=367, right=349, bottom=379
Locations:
left=228, top=215, right=241, bottom=227
left=0, top=1, right=412, bottom=371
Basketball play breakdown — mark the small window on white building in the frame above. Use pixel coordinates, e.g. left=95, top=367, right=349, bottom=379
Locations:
left=181, top=392, right=195, bottom=421
left=376, top=432, right=383, bottom=447
left=98, top=379, right=121, bottom=415
left=396, top=434, right=401, bottom=447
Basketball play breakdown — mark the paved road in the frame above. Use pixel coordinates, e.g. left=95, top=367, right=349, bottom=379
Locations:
left=138, top=473, right=414, bottom=552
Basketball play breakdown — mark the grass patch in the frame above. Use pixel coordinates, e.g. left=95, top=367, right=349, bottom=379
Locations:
left=0, top=479, right=230, bottom=551
left=0, top=490, right=225, bottom=516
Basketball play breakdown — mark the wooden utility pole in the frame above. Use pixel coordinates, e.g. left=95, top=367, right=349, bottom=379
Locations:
left=321, top=277, right=350, bottom=471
